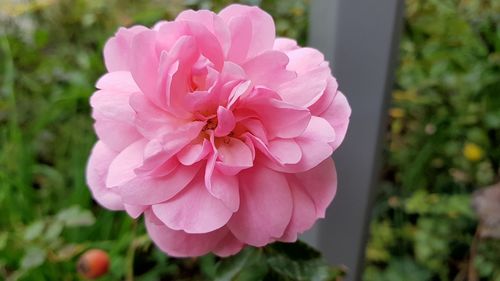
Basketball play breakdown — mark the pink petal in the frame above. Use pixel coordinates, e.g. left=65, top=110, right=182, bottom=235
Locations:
left=118, top=163, right=201, bottom=205
left=239, top=118, right=268, bottom=143
left=90, top=89, right=141, bottom=151
left=145, top=211, right=228, bottom=257
left=273, top=38, right=299, bottom=52
left=129, top=31, right=161, bottom=107
left=219, top=4, right=276, bottom=59
left=279, top=179, right=317, bottom=242
left=228, top=165, right=293, bottom=246
left=266, top=117, right=333, bottom=173
left=137, top=121, right=205, bottom=173
left=308, top=77, right=338, bottom=116
left=215, top=106, right=236, bottom=137
left=277, top=68, right=328, bottom=108
left=175, top=10, right=230, bottom=54
left=129, top=92, right=183, bottom=140
left=124, top=204, right=147, bottom=218
left=152, top=171, right=233, bottom=234
left=285, top=47, right=326, bottom=74
left=90, top=89, right=134, bottom=123
left=319, top=91, right=351, bottom=150
left=302, top=116, right=336, bottom=143
left=160, top=36, right=200, bottom=107
left=268, top=138, right=302, bottom=165
left=93, top=119, right=141, bottom=152
left=227, top=80, right=252, bottom=109
left=157, top=21, right=224, bottom=71
left=213, top=232, right=244, bottom=257
left=103, top=26, right=148, bottom=72
left=241, top=90, right=311, bottom=139
left=293, top=158, right=337, bottom=218
left=177, top=139, right=212, bottom=165
left=226, top=16, right=252, bottom=63
left=86, top=141, right=124, bottom=210
left=95, top=71, right=140, bottom=93
left=205, top=155, right=240, bottom=212
left=242, top=50, right=296, bottom=89
left=216, top=137, right=253, bottom=175
left=105, top=139, right=146, bottom=187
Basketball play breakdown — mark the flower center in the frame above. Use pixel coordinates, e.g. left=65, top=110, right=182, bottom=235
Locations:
left=203, top=117, right=218, bottom=131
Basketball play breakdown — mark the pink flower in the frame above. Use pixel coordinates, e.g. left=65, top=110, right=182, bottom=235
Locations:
left=86, top=4, right=351, bottom=257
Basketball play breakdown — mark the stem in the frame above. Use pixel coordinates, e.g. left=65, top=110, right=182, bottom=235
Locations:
left=125, top=220, right=137, bottom=281
left=467, top=227, right=480, bottom=281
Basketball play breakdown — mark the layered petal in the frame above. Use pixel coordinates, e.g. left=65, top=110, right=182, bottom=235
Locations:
left=228, top=165, right=293, bottom=246
left=219, top=4, right=276, bottom=60
left=152, top=171, right=233, bottom=233
left=103, top=26, right=148, bottom=72
left=86, top=141, right=124, bottom=210
left=145, top=211, right=228, bottom=257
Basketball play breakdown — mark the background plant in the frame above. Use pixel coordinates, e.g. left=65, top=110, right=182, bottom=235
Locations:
left=364, top=0, right=500, bottom=280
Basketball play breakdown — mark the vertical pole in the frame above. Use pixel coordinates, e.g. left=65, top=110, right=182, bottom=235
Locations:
left=304, top=0, right=405, bottom=280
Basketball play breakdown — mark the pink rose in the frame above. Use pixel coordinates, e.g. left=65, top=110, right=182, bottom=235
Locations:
left=87, top=4, right=351, bottom=257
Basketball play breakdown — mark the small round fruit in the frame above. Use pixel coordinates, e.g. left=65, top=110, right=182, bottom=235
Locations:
left=77, top=249, right=109, bottom=279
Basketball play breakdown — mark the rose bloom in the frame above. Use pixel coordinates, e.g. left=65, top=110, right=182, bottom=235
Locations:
left=87, top=4, right=351, bottom=257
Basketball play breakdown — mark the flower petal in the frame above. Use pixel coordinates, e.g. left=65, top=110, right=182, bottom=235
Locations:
left=293, top=158, right=337, bottom=218
left=86, top=141, right=124, bottom=210
left=226, top=16, right=252, bottom=63
left=215, top=106, right=236, bottom=137
left=96, top=71, right=140, bottom=93
left=145, top=211, right=228, bottom=257
left=90, top=89, right=141, bottom=151
left=242, top=50, right=296, bottom=89
left=129, top=30, right=161, bottom=107
left=118, top=163, right=200, bottom=205
left=177, top=139, right=212, bottom=165
left=105, top=140, right=147, bottom=187
left=103, top=26, right=148, bottom=72
left=273, top=38, right=299, bottom=52
left=277, top=68, right=328, bottom=108
left=213, top=232, right=244, bottom=257
left=240, top=90, right=311, bottom=139
left=219, top=4, right=275, bottom=59
left=228, top=165, right=293, bottom=246
left=124, top=204, right=147, bottom=218
left=268, top=138, right=302, bottom=165
left=216, top=137, right=253, bottom=175
left=175, top=9, right=230, bottom=54
left=319, top=91, right=351, bottom=150
left=279, top=178, right=317, bottom=242
left=152, top=171, right=233, bottom=233
left=206, top=154, right=240, bottom=212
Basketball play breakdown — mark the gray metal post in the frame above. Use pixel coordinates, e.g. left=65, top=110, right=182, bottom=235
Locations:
left=303, top=0, right=405, bottom=280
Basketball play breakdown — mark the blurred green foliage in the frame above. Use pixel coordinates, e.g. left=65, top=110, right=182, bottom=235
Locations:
left=364, top=0, right=500, bottom=281
left=0, top=0, right=343, bottom=280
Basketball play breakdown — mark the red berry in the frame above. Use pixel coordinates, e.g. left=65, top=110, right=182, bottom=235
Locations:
left=77, top=249, right=109, bottom=279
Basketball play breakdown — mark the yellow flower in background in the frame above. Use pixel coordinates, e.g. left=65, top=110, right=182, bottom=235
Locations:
left=463, top=142, right=484, bottom=162
left=389, top=108, right=405, bottom=118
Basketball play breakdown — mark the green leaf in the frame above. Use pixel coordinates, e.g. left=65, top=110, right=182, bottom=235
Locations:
left=0, top=232, right=7, bottom=251
left=24, top=221, right=45, bottom=241
left=21, top=247, right=46, bottom=269
left=214, top=247, right=267, bottom=281
left=266, top=241, right=340, bottom=281
left=44, top=220, right=64, bottom=242
left=269, top=240, right=322, bottom=260
left=56, top=205, right=95, bottom=227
